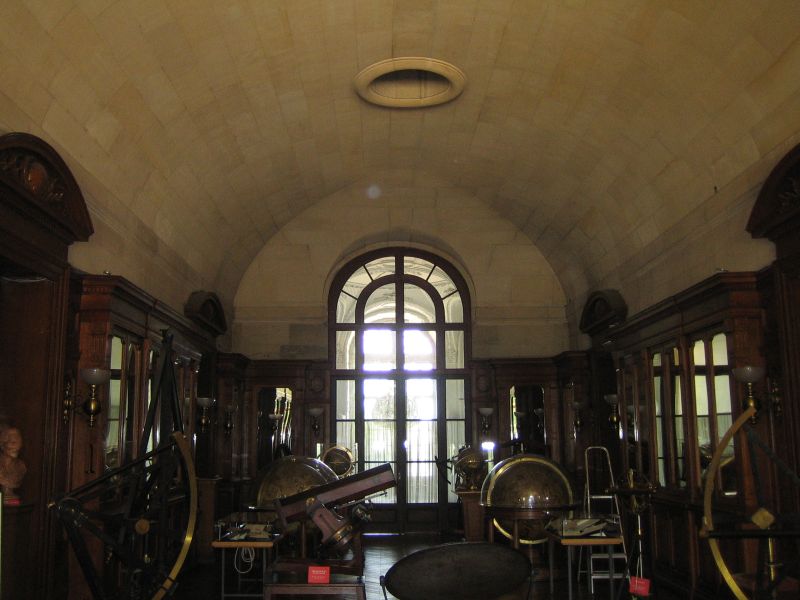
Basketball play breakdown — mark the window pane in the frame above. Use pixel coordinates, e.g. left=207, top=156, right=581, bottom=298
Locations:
left=108, top=381, right=121, bottom=419
left=364, top=256, right=395, bottom=280
left=336, top=380, right=355, bottom=419
left=110, top=336, right=123, bottom=369
left=652, top=353, right=667, bottom=487
left=407, top=462, right=437, bottom=503
left=365, top=421, right=395, bottom=461
left=715, top=375, right=732, bottom=415
left=445, top=379, right=465, bottom=419
left=363, top=330, right=396, bottom=371
left=695, top=374, right=711, bottom=456
left=443, top=292, right=463, bottom=323
left=404, top=284, right=436, bottom=323
left=403, top=330, right=436, bottom=371
left=712, top=333, right=729, bottom=366
left=337, top=292, right=357, bottom=323
left=404, top=257, right=435, bottom=279
left=343, top=266, right=371, bottom=298
left=429, top=266, right=457, bottom=297
left=406, top=421, right=436, bottom=461
left=673, top=357, right=686, bottom=488
left=445, top=331, right=464, bottom=368
left=446, top=420, right=465, bottom=461
left=693, top=340, right=706, bottom=366
left=365, top=284, right=396, bottom=323
left=406, top=378, right=437, bottom=419
left=336, top=331, right=356, bottom=369
left=336, top=421, right=356, bottom=453
left=364, top=379, right=395, bottom=419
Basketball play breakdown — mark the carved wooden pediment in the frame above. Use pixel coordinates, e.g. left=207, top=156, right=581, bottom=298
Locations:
left=0, top=132, right=93, bottom=243
left=748, top=143, right=800, bottom=246
left=579, top=289, right=628, bottom=336
left=184, top=291, right=227, bottom=337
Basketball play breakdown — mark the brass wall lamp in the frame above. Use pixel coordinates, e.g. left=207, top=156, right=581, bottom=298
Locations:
left=572, top=401, right=583, bottom=434
left=197, top=397, right=214, bottom=432
left=604, top=394, right=619, bottom=427
left=478, top=407, right=494, bottom=436
left=308, top=406, right=324, bottom=438
left=63, top=368, right=112, bottom=427
left=732, top=366, right=765, bottom=424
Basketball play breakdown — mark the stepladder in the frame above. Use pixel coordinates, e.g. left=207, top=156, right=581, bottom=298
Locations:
left=579, top=446, right=628, bottom=595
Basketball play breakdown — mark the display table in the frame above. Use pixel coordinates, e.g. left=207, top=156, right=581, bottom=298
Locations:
left=546, top=531, right=624, bottom=600
left=264, top=579, right=366, bottom=599
left=211, top=537, right=280, bottom=599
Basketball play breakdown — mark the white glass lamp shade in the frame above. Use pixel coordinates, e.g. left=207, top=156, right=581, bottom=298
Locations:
left=732, top=366, right=765, bottom=383
left=477, top=407, right=494, bottom=417
left=308, top=407, right=325, bottom=418
left=196, top=396, right=214, bottom=409
left=81, top=368, right=111, bottom=385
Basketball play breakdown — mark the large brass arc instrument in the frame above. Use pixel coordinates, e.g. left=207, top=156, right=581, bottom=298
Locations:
left=53, top=333, right=197, bottom=600
left=701, top=406, right=800, bottom=600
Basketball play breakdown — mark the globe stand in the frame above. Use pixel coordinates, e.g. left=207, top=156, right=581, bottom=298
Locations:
left=609, top=470, right=657, bottom=599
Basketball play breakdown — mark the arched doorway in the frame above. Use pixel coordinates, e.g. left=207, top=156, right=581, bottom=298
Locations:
left=328, top=249, right=471, bottom=531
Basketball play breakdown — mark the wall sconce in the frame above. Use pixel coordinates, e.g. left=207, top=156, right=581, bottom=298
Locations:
left=80, top=368, right=111, bottom=428
left=308, top=407, right=324, bottom=438
left=572, top=401, right=583, bottom=434
left=604, top=394, right=619, bottom=427
left=223, top=405, right=236, bottom=436
left=770, top=379, right=782, bottom=418
left=478, top=407, right=494, bottom=436
left=732, top=365, right=765, bottom=424
left=197, top=397, right=214, bottom=433
left=63, top=378, right=74, bottom=424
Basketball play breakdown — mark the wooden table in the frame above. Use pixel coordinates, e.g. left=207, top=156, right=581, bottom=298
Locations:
left=546, top=532, right=624, bottom=600
left=264, top=580, right=366, bottom=599
left=211, top=537, right=280, bottom=599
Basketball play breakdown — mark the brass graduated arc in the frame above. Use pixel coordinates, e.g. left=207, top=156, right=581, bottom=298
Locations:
left=153, top=432, right=198, bottom=600
left=701, top=406, right=754, bottom=600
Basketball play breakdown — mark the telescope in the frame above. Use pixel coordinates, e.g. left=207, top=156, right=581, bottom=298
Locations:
left=276, top=463, right=395, bottom=552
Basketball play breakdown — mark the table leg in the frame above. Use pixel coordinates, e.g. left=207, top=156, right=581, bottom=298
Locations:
left=220, top=547, right=226, bottom=599
left=548, top=538, right=554, bottom=597
left=608, top=544, right=614, bottom=600
left=567, top=546, right=573, bottom=600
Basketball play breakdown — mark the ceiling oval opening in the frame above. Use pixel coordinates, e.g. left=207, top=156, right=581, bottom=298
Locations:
left=354, top=57, right=466, bottom=109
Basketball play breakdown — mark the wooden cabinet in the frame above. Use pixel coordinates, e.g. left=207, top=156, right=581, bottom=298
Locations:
left=0, top=133, right=93, bottom=600
left=587, top=273, right=773, bottom=599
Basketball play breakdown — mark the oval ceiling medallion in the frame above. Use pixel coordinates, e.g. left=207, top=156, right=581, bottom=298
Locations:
left=354, top=57, right=466, bottom=108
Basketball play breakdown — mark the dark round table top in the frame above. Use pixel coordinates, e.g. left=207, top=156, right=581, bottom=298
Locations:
left=383, top=541, right=531, bottom=600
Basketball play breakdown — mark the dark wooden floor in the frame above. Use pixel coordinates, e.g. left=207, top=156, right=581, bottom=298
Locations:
left=174, top=533, right=622, bottom=599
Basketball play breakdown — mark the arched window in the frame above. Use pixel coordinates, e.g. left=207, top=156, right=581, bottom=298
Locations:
left=329, top=249, right=470, bottom=530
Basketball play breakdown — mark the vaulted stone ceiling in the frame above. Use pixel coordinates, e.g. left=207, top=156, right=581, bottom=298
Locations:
left=1, top=1, right=797, bottom=334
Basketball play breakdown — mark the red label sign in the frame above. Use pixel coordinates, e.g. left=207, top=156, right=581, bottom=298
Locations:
left=308, top=565, right=330, bottom=584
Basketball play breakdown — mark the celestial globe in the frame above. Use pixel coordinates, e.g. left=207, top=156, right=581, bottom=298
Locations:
left=480, top=454, right=574, bottom=544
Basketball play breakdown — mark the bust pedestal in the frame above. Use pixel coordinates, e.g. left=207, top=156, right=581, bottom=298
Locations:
left=456, top=490, right=484, bottom=541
